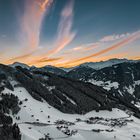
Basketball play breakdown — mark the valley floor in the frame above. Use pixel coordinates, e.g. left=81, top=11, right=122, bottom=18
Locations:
left=2, top=87, right=140, bottom=140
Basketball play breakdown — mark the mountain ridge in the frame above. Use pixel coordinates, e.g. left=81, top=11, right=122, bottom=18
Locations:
left=9, top=58, right=139, bottom=70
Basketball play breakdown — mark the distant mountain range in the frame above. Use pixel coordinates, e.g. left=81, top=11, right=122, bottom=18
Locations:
left=14, top=59, right=140, bottom=107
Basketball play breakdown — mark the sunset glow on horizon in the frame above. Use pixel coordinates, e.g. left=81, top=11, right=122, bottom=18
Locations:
left=0, top=0, right=140, bottom=68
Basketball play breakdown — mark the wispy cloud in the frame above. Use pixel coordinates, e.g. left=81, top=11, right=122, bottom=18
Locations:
left=100, top=33, right=130, bottom=42
left=20, top=0, right=53, bottom=50
left=46, top=0, right=76, bottom=56
left=27, top=57, right=62, bottom=67
left=7, top=51, right=36, bottom=63
left=72, top=43, right=99, bottom=51
left=62, top=42, right=99, bottom=55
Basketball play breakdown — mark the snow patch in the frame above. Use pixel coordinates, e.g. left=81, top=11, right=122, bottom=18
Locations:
left=88, top=80, right=119, bottom=91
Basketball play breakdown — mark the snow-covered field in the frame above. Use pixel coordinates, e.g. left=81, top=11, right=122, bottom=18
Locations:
left=2, top=87, right=140, bottom=140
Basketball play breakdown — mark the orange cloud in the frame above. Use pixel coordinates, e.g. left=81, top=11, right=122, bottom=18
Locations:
left=129, top=56, right=140, bottom=60
left=39, top=0, right=53, bottom=11
left=21, top=0, right=53, bottom=50
left=33, top=57, right=61, bottom=63
left=27, top=57, right=63, bottom=67
left=62, top=42, right=99, bottom=56
left=3, top=0, right=54, bottom=65
left=74, top=43, right=99, bottom=51
left=46, top=0, right=76, bottom=56
left=7, top=51, right=35, bottom=63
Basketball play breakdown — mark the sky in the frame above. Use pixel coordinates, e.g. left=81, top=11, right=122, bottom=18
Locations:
left=0, top=0, right=140, bottom=67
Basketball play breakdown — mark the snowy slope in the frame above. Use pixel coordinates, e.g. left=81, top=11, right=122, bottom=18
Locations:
left=67, top=60, right=140, bottom=106
left=2, top=85, right=140, bottom=140
left=61, top=59, right=130, bottom=72
left=78, top=59, right=136, bottom=70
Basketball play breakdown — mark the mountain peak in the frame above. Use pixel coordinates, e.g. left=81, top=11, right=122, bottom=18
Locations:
left=78, top=58, right=136, bottom=70
left=10, top=62, right=30, bottom=69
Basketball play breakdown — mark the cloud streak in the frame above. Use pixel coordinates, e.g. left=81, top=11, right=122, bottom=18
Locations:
left=100, top=33, right=130, bottom=42
left=46, top=0, right=76, bottom=56
left=72, top=43, right=99, bottom=51
left=7, top=51, right=36, bottom=63
left=21, top=0, right=53, bottom=50
left=27, top=57, right=62, bottom=67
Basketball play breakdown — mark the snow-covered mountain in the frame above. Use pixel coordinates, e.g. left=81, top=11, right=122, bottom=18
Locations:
left=29, top=59, right=132, bottom=73
left=78, top=58, right=137, bottom=70
left=10, top=62, right=30, bottom=70
left=66, top=60, right=140, bottom=107
left=0, top=63, right=140, bottom=140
